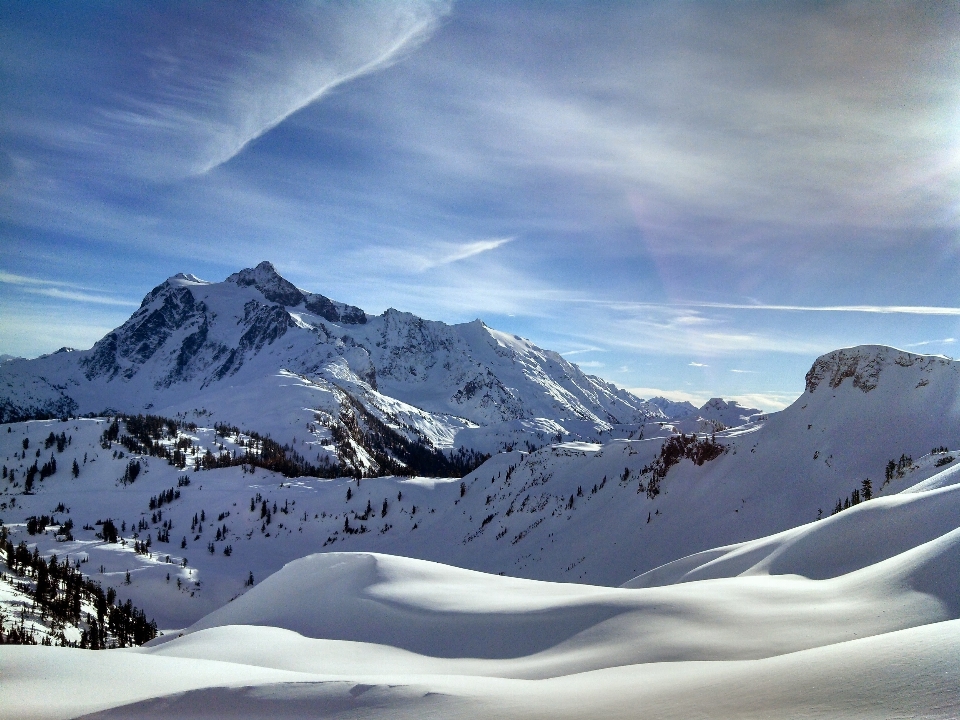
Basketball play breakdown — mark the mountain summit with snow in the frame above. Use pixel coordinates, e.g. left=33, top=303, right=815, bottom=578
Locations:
left=0, top=262, right=665, bottom=473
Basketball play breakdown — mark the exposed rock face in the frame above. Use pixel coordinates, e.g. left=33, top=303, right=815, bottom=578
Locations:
left=804, top=345, right=953, bottom=394
left=227, top=262, right=304, bottom=307
left=227, top=261, right=367, bottom=325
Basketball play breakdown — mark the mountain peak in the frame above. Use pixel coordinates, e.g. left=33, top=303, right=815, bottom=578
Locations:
left=804, top=344, right=954, bottom=394
left=170, top=272, right=206, bottom=283
left=226, top=261, right=304, bottom=307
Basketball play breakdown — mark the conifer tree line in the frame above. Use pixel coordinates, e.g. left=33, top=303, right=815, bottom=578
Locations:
left=831, top=479, right=872, bottom=515
left=15, top=429, right=73, bottom=493
left=15, top=407, right=491, bottom=481
left=0, top=525, right=157, bottom=647
left=884, top=454, right=913, bottom=482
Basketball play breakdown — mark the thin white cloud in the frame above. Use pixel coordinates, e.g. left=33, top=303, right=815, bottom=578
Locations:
left=560, top=346, right=605, bottom=357
left=11, top=2, right=452, bottom=182
left=575, top=298, right=960, bottom=317
left=23, top=288, right=139, bottom=307
left=194, top=4, right=450, bottom=175
left=730, top=369, right=758, bottom=374
left=0, top=272, right=138, bottom=307
left=574, top=360, right=605, bottom=369
left=692, top=302, right=960, bottom=316
left=0, top=271, right=95, bottom=291
left=689, top=362, right=708, bottom=367
left=419, top=237, right=514, bottom=270
left=905, top=337, right=957, bottom=347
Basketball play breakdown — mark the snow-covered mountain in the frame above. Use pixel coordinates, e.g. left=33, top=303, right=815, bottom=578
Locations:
left=645, top=395, right=762, bottom=429
left=0, top=262, right=664, bottom=474
left=2, top=343, right=958, bottom=631
left=2, top=343, right=959, bottom=717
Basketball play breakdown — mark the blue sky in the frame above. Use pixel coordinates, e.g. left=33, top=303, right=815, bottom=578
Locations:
left=2, top=1, right=959, bottom=411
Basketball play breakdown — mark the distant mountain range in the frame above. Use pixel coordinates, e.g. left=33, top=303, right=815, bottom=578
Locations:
left=0, top=262, right=759, bottom=474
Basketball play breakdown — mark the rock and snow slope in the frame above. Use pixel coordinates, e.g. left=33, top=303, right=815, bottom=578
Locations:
left=1, top=342, right=958, bottom=631
left=0, top=263, right=662, bottom=470
left=1, top=342, right=959, bottom=717
left=2, top=461, right=958, bottom=718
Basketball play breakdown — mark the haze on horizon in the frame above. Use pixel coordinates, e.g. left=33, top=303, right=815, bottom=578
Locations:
left=1, top=1, right=959, bottom=412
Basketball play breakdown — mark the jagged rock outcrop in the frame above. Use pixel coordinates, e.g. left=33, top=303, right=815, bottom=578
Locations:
left=805, top=345, right=954, bottom=394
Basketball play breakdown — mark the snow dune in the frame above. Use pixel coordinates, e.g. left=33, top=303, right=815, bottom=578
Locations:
left=3, top=467, right=957, bottom=719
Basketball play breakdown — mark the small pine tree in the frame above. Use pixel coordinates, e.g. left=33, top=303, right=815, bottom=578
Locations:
left=72, top=459, right=80, bottom=478
left=861, top=478, right=872, bottom=501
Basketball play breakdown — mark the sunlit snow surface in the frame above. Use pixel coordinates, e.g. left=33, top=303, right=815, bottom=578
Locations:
left=2, top=342, right=960, bottom=718
left=2, top=513, right=959, bottom=718
left=1, top=442, right=958, bottom=718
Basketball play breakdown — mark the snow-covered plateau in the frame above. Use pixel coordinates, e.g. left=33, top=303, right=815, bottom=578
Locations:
left=0, top=264, right=958, bottom=718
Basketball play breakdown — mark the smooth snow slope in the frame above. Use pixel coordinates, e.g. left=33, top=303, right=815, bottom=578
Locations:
left=2, top=468, right=958, bottom=719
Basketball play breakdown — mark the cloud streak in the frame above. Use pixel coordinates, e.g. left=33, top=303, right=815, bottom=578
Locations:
left=0, top=272, right=138, bottom=307
left=4, top=1, right=451, bottom=182
left=419, top=237, right=514, bottom=269
left=689, top=303, right=960, bottom=317
left=576, top=298, right=960, bottom=317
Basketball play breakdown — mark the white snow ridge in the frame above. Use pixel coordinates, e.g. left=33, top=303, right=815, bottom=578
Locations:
left=0, top=265, right=957, bottom=719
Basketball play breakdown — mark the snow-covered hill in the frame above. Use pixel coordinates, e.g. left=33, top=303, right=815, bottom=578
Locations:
left=0, top=262, right=663, bottom=473
left=3, top=462, right=958, bottom=718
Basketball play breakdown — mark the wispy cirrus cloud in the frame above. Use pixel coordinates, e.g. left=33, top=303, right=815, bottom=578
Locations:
left=0, top=272, right=138, bottom=307
left=905, top=337, right=957, bottom=347
left=4, top=1, right=451, bottom=182
left=356, top=237, right=516, bottom=277
left=560, top=347, right=605, bottom=357
left=0, top=271, right=94, bottom=290
left=573, top=297, right=960, bottom=317
left=418, top=237, right=514, bottom=270
left=689, top=302, right=960, bottom=316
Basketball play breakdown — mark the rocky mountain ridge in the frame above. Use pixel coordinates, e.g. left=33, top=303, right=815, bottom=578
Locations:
left=0, top=262, right=669, bottom=473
